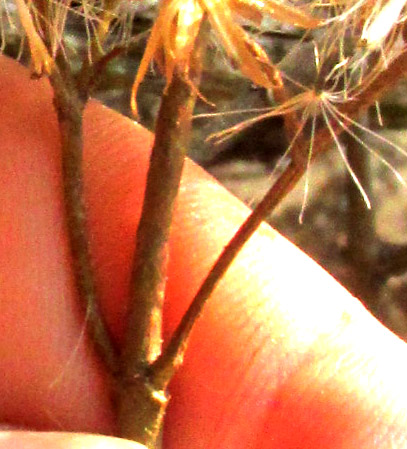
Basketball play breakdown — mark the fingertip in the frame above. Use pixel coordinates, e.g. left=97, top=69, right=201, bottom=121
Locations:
left=0, top=432, right=146, bottom=449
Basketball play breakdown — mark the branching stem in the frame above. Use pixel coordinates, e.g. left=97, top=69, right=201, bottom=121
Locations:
left=151, top=161, right=303, bottom=380
left=150, top=42, right=407, bottom=384
left=38, top=6, right=407, bottom=449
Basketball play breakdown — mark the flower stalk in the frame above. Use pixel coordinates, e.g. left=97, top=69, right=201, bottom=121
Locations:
left=49, top=55, right=120, bottom=375
left=150, top=27, right=407, bottom=372
left=117, top=16, right=208, bottom=449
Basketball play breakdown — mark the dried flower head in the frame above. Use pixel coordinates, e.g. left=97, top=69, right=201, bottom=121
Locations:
left=14, top=0, right=54, bottom=75
left=205, top=0, right=407, bottom=219
left=131, top=0, right=322, bottom=114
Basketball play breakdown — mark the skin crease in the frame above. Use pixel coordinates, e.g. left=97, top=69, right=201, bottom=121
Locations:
left=0, top=55, right=407, bottom=449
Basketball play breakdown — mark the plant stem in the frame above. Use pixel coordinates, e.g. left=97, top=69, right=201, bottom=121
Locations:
left=122, top=71, right=197, bottom=370
left=117, top=24, right=207, bottom=449
left=49, top=64, right=118, bottom=374
left=150, top=43, right=407, bottom=380
left=151, top=160, right=303, bottom=381
left=32, top=0, right=120, bottom=405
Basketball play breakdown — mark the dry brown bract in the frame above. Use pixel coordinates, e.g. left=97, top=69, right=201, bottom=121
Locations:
left=130, top=0, right=322, bottom=115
